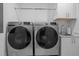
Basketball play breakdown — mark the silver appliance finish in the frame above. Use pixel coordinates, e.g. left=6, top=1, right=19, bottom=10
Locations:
left=34, top=22, right=61, bottom=56
left=6, top=22, right=33, bottom=56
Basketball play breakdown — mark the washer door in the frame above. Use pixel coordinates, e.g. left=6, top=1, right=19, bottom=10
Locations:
left=36, top=26, right=58, bottom=49
left=8, top=26, right=31, bottom=49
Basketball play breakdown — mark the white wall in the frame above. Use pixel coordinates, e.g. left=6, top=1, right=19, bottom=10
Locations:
left=15, top=3, right=57, bottom=22
left=57, top=3, right=76, bottom=18
left=72, top=4, right=79, bottom=35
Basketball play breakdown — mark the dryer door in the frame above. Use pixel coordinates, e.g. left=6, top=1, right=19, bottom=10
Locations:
left=8, top=26, right=31, bottom=49
left=36, top=26, right=58, bottom=49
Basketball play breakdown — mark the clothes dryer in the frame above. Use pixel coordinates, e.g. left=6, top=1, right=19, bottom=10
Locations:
left=6, top=22, right=33, bottom=56
left=34, top=22, right=60, bottom=56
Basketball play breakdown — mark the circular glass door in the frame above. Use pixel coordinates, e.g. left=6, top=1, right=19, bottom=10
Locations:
left=36, top=26, right=58, bottom=49
left=8, top=26, right=31, bottom=49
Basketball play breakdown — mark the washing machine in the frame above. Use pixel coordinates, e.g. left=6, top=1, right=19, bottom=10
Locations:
left=34, top=22, right=61, bottom=56
left=6, top=22, right=33, bottom=56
